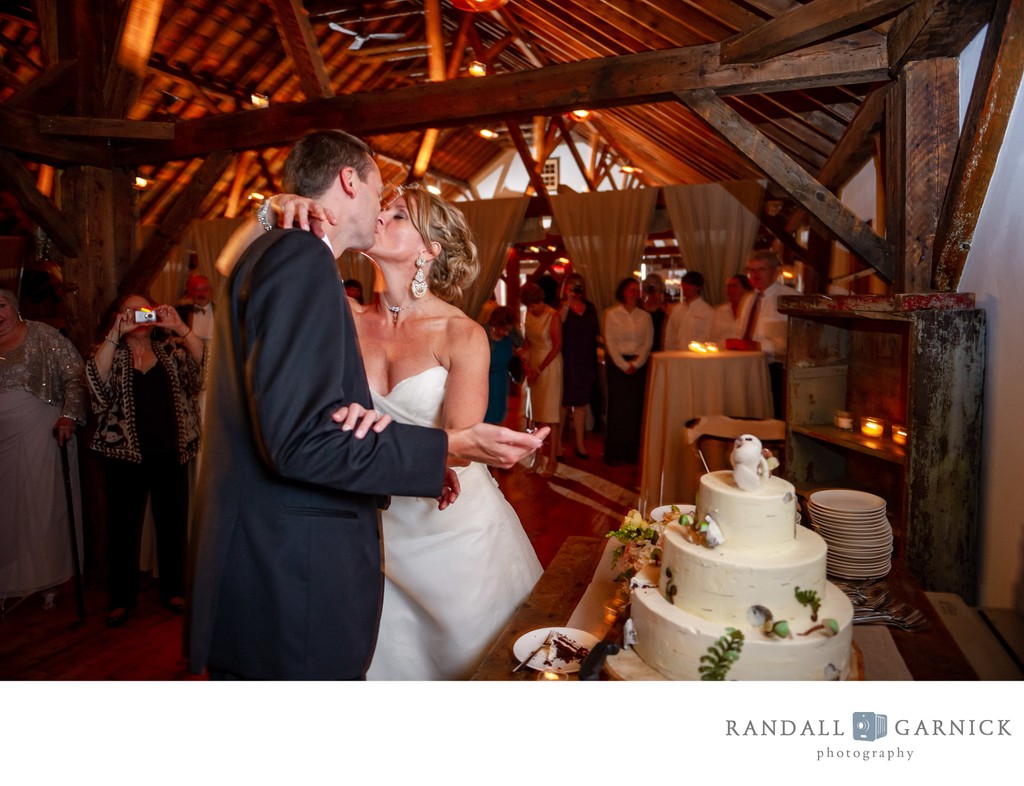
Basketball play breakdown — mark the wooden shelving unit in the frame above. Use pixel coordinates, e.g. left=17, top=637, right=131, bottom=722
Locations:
left=779, top=294, right=985, bottom=602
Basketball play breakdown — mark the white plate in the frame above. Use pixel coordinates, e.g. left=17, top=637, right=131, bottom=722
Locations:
left=512, top=627, right=599, bottom=674
left=649, top=504, right=696, bottom=523
left=809, top=489, right=887, bottom=513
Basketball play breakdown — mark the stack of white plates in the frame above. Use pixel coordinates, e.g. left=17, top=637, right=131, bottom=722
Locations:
left=807, top=489, right=893, bottom=580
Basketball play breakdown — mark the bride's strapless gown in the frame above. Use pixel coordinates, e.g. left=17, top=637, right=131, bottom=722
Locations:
left=366, top=366, right=543, bottom=680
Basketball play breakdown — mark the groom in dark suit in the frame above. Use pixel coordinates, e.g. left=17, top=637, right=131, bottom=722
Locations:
left=187, top=130, right=545, bottom=679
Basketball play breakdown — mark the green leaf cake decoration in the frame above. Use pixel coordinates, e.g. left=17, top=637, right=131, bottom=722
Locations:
left=699, top=628, right=744, bottom=680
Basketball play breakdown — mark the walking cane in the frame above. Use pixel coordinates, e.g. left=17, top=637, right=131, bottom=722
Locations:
left=59, top=441, right=87, bottom=619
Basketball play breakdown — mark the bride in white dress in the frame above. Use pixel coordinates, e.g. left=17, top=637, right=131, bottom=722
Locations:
left=352, top=184, right=542, bottom=680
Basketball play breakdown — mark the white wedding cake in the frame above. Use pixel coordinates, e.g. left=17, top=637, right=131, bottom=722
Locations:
left=626, top=439, right=854, bottom=680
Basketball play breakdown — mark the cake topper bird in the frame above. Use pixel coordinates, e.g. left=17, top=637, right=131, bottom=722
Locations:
left=730, top=434, right=773, bottom=491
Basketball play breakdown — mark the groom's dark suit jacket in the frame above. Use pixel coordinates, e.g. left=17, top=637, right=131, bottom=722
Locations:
left=186, top=229, right=447, bottom=679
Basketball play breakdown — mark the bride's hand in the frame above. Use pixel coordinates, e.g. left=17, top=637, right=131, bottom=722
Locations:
left=435, top=468, right=461, bottom=511
left=272, top=194, right=338, bottom=237
left=331, top=403, right=391, bottom=438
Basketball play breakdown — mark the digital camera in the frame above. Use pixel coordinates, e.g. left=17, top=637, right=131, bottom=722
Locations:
left=133, top=308, right=157, bottom=323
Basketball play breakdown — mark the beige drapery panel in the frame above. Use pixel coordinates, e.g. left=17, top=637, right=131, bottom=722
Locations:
left=146, top=216, right=247, bottom=305
left=457, top=196, right=531, bottom=319
left=550, top=188, right=659, bottom=315
left=662, top=180, right=766, bottom=305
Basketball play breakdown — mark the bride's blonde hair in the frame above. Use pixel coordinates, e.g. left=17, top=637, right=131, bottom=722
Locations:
left=405, top=188, right=478, bottom=305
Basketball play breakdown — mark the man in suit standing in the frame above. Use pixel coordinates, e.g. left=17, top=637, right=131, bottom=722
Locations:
left=186, top=130, right=546, bottom=680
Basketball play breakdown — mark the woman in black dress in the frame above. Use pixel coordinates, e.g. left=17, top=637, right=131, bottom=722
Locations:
left=559, top=273, right=600, bottom=459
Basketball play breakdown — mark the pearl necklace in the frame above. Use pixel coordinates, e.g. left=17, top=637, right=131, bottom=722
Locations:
left=382, top=296, right=433, bottom=326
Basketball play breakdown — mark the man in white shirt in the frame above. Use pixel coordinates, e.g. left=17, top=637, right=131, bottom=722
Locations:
left=734, top=249, right=790, bottom=417
left=664, top=270, right=714, bottom=350
left=176, top=274, right=216, bottom=341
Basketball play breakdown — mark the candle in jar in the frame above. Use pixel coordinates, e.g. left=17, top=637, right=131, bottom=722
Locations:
left=860, top=416, right=884, bottom=438
left=688, top=340, right=707, bottom=353
left=537, top=670, right=568, bottom=682
left=892, top=424, right=908, bottom=445
left=834, top=410, right=853, bottom=430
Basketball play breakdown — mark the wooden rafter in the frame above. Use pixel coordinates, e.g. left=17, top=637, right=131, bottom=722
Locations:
left=933, top=0, right=1024, bottom=290
left=677, top=88, right=894, bottom=280
left=0, top=150, right=79, bottom=257
left=720, top=0, right=909, bottom=64
left=267, top=0, right=334, bottom=100
left=504, top=120, right=552, bottom=212
left=888, top=0, right=995, bottom=69
left=108, top=33, right=889, bottom=166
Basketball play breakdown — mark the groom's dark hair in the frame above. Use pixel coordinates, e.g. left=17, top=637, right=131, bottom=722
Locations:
left=283, top=130, right=376, bottom=198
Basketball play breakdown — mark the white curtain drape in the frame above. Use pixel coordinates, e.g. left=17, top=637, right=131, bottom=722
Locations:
left=145, top=216, right=248, bottom=305
left=662, top=180, right=766, bottom=305
left=550, top=188, right=659, bottom=315
left=457, top=196, right=531, bottom=319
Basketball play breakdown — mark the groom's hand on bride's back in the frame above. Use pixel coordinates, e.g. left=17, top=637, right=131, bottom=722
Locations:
left=446, top=423, right=550, bottom=469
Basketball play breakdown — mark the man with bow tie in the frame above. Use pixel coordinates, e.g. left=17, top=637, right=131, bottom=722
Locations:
left=176, top=274, right=215, bottom=341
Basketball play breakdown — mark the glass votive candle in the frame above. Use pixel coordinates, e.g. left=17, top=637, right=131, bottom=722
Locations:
left=834, top=410, right=853, bottom=430
left=688, top=340, right=707, bottom=353
left=860, top=416, right=885, bottom=438
left=892, top=424, right=908, bottom=445
left=705, top=342, right=719, bottom=353
left=536, top=669, right=568, bottom=682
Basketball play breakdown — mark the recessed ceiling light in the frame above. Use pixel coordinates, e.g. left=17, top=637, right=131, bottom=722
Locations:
left=478, top=128, right=499, bottom=139
left=570, top=109, right=591, bottom=121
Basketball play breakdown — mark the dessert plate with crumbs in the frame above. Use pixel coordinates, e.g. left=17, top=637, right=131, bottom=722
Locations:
left=512, top=627, right=599, bottom=674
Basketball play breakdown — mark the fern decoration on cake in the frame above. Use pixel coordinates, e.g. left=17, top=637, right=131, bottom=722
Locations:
left=699, top=628, right=744, bottom=680
left=795, top=587, right=821, bottom=621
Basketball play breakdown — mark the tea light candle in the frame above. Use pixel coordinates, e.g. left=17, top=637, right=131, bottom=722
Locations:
left=537, top=670, right=568, bottom=682
left=834, top=410, right=853, bottom=430
left=705, top=342, right=719, bottom=353
left=860, top=416, right=885, bottom=438
left=688, top=340, right=708, bottom=353
left=892, top=424, right=907, bottom=446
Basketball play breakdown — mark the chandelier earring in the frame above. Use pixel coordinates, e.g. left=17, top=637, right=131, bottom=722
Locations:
left=411, top=254, right=429, bottom=299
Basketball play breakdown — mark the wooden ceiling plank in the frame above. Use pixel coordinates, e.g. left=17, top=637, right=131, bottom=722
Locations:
left=677, top=88, right=894, bottom=279
left=0, top=105, right=112, bottom=166
left=110, top=34, right=889, bottom=166
left=0, top=149, right=79, bottom=256
left=123, top=149, right=233, bottom=296
left=933, top=0, right=1024, bottom=291
left=116, top=0, right=164, bottom=76
left=721, top=0, right=909, bottom=64
left=2, top=59, right=78, bottom=113
left=267, top=0, right=334, bottom=100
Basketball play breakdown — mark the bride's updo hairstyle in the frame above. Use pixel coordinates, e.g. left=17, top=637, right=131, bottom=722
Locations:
left=404, top=186, right=479, bottom=305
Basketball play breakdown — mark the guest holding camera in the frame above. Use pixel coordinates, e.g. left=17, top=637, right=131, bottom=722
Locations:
left=86, top=294, right=205, bottom=627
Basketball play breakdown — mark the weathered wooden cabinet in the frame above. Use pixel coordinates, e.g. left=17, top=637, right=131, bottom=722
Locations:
left=778, top=294, right=985, bottom=602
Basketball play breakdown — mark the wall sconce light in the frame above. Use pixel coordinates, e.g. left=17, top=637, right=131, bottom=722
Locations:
left=251, top=92, right=270, bottom=108
left=468, top=61, right=487, bottom=77
left=133, top=176, right=150, bottom=190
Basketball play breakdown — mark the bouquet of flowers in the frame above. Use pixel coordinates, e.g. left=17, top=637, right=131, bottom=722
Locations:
left=606, top=509, right=665, bottom=583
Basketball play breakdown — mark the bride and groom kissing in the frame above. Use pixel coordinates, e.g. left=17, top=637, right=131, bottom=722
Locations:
left=186, top=130, right=547, bottom=680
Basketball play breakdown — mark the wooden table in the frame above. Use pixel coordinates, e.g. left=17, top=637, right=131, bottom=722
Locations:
left=638, top=350, right=772, bottom=514
left=474, top=535, right=979, bottom=681
left=472, top=536, right=606, bottom=680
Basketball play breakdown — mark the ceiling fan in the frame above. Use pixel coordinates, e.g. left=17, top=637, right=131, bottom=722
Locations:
left=328, top=21, right=406, bottom=51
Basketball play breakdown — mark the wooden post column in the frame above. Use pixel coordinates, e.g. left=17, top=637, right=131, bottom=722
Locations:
left=885, top=58, right=959, bottom=293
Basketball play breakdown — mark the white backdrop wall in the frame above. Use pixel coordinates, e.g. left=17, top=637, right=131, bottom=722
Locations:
left=957, top=30, right=1024, bottom=609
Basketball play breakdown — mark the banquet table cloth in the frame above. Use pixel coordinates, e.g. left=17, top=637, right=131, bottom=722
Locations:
left=638, top=350, right=772, bottom=513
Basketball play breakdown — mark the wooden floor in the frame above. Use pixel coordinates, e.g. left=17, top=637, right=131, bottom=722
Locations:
left=0, top=394, right=640, bottom=681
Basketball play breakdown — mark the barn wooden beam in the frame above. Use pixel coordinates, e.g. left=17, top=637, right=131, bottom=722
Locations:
left=933, top=0, right=1024, bottom=291
left=0, top=150, right=80, bottom=257
left=117, top=0, right=164, bottom=76
left=888, top=0, right=995, bottom=69
left=411, top=0, right=445, bottom=178
left=2, top=60, right=78, bottom=113
left=110, top=33, right=889, bottom=166
left=37, top=115, right=176, bottom=140
left=720, top=0, right=911, bottom=64
left=553, top=116, right=597, bottom=192
left=267, top=0, right=334, bottom=100
left=677, top=88, right=894, bottom=280
left=816, top=82, right=890, bottom=191
left=121, top=150, right=232, bottom=296
left=504, top=121, right=553, bottom=213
